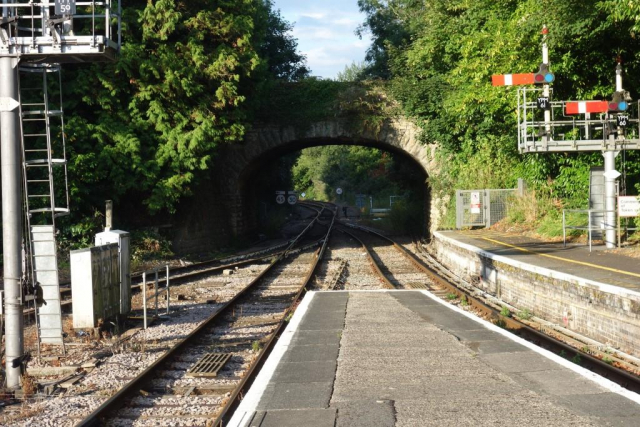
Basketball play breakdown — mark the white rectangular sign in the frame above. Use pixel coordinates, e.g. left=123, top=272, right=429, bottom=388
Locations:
left=470, top=191, right=481, bottom=214
left=618, top=196, right=640, bottom=218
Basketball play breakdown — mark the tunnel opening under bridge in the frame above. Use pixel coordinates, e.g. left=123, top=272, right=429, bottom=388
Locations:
left=238, top=137, right=431, bottom=240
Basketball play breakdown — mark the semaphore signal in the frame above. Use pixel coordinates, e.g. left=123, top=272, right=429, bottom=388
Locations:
left=565, top=89, right=629, bottom=115
left=492, top=64, right=555, bottom=87
left=491, top=25, right=640, bottom=252
left=492, top=26, right=554, bottom=87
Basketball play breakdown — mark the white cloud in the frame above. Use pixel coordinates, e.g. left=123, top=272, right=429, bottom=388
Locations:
left=299, top=12, right=326, bottom=20
left=272, top=0, right=370, bottom=78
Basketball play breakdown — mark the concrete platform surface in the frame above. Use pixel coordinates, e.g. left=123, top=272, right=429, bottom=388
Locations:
left=229, top=291, right=640, bottom=427
left=440, top=229, right=640, bottom=290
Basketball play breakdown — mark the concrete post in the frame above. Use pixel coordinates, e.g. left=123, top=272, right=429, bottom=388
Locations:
left=105, top=200, right=113, bottom=231
left=604, top=149, right=617, bottom=248
left=517, top=178, right=527, bottom=197
left=1, top=54, right=24, bottom=389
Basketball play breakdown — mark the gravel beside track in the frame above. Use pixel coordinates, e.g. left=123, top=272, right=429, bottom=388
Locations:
left=311, top=230, right=386, bottom=291
left=2, top=260, right=273, bottom=427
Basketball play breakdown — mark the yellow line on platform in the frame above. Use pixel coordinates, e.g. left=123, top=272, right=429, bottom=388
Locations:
left=480, top=237, right=640, bottom=279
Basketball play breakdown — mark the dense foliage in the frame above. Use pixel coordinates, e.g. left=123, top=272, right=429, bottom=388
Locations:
left=357, top=0, right=640, bottom=228
left=62, top=0, right=308, bottom=243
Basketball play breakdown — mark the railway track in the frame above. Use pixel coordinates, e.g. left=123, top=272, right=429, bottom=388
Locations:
left=340, top=222, right=640, bottom=394
left=74, top=207, right=336, bottom=426
left=22, top=203, right=325, bottom=318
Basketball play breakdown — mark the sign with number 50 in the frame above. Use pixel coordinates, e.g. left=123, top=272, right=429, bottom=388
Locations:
left=55, top=0, right=76, bottom=15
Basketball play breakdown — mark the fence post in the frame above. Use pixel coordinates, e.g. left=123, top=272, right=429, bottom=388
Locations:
left=165, top=264, right=170, bottom=315
left=142, top=272, right=147, bottom=330
left=517, top=178, right=527, bottom=197
left=154, top=269, right=159, bottom=318
left=562, top=210, right=566, bottom=248
left=588, top=210, right=592, bottom=252
left=456, top=191, right=462, bottom=229
left=618, top=212, right=621, bottom=249
left=484, top=190, right=491, bottom=227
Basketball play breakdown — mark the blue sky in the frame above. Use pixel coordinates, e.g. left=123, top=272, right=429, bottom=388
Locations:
left=272, top=0, right=370, bottom=79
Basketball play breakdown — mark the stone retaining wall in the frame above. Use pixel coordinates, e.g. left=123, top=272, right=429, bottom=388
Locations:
left=431, top=231, right=640, bottom=357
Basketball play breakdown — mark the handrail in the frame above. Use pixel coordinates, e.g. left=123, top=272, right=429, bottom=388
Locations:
left=562, top=209, right=618, bottom=252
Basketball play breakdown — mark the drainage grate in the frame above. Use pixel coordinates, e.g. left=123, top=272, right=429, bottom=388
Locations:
left=408, top=283, right=429, bottom=289
left=186, top=353, right=232, bottom=378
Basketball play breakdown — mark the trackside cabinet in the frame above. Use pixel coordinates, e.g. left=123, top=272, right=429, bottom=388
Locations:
left=70, top=244, right=119, bottom=329
left=95, top=230, right=131, bottom=315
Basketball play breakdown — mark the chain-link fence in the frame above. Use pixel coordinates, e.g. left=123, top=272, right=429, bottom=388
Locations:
left=456, top=189, right=516, bottom=229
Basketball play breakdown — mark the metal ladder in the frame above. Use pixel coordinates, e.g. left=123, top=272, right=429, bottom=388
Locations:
left=19, top=63, right=70, bottom=354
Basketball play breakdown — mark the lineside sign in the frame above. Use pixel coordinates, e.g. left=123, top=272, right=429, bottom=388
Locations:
left=618, top=196, right=640, bottom=217
left=56, top=0, right=77, bottom=14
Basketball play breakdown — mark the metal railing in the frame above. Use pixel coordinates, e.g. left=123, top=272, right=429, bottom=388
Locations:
left=0, top=1, right=121, bottom=60
left=141, top=265, right=171, bottom=329
left=562, top=209, right=618, bottom=252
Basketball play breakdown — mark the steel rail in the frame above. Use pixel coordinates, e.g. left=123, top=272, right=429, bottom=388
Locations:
left=21, top=204, right=324, bottom=318
left=344, top=222, right=640, bottom=393
left=76, top=207, right=335, bottom=426
left=338, top=227, right=395, bottom=289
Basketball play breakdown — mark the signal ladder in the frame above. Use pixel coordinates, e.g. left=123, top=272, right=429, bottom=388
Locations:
left=19, top=63, right=70, bottom=355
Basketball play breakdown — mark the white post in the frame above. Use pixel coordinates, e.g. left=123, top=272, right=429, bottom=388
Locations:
left=165, top=264, right=170, bottom=315
left=562, top=210, right=566, bottom=247
left=604, top=150, right=618, bottom=248
left=602, top=64, right=624, bottom=249
left=542, top=26, right=551, bottom=136
left=1, top=51, right=24, bottom=390
left=587, top=209, right=591, bottom=252
left=142, top=272, right=147, bottom=329
left=154, top=269, right=159, bottom=318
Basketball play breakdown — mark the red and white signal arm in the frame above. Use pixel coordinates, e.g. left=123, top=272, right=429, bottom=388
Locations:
left=492, top=74, right=535, bottom=86
left=564, top=101, right=609, bottom=115
left=565, top=100, right=629, bottom=115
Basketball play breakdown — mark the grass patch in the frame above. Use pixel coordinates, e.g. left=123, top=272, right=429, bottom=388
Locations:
left=446, top=293, right=458, bottom=300
left=517, top=308, right=533, bottom=321
left=500, top=306, right=511, bottom=318
left=571, top=353, right=582, bottom=365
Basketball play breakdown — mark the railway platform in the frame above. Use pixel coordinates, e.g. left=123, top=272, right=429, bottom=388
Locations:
left=438, top=229, right=640, bottom=290
left=229, top=291, right=640, bottom=427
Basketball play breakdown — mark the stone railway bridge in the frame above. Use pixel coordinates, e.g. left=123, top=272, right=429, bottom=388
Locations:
left=172, top=118, right=439, bottom=254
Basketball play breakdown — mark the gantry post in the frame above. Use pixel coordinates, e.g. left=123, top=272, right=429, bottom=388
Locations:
left=0, top=49, right=24, bottom=388
left=603, top=64, right=624, bottom=249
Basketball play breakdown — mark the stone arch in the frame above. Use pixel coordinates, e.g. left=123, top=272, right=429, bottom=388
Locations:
left=172, top=118, right=439, bottom=254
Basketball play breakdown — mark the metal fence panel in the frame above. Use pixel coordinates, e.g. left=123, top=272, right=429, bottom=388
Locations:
left=456, top=190, right=486, bottom=228
left=456, top=189, right=515, bottom=228
left=487, top=189, right=516, bottom=226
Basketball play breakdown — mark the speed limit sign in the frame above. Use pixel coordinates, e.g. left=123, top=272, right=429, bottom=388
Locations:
left=336, top=187, right=343, bottom=195
left=276, top=194, right=285, bottom=204
left=287, top=194, right=298, bottom=205
left=56, top=0, right=77, bottom=14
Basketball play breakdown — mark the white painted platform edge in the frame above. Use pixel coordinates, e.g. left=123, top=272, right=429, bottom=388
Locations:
left=435, top=230, right=640, bottom=299
left=227, top=291, right=317, bottom=427
left=418, top=289, right=640, bottom=405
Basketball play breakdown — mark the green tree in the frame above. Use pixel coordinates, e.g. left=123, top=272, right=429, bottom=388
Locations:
left=61, top=0, right=309, bottom=243
left=358, top=0, right=640, bottom=227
